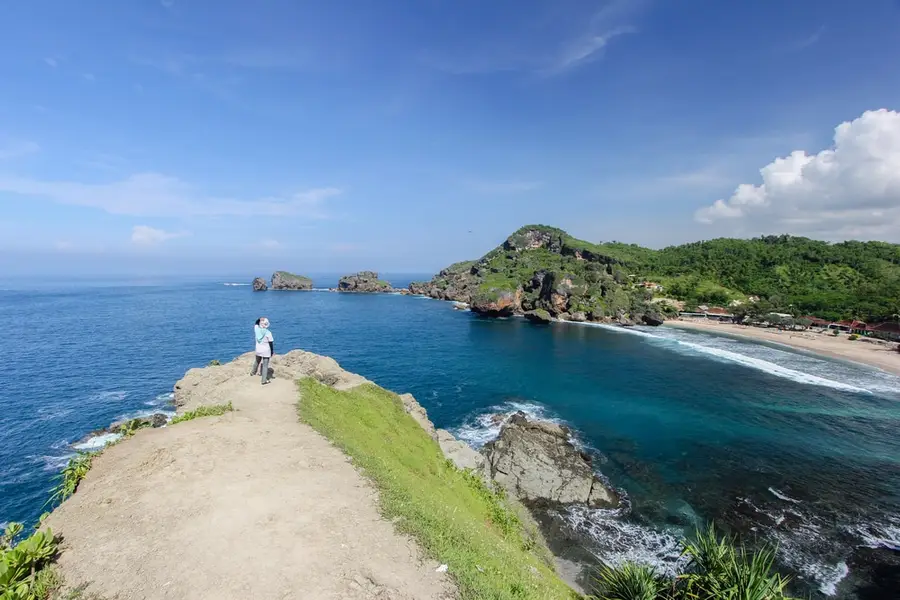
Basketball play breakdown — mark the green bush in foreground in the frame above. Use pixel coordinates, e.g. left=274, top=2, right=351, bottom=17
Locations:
left=297, top=379, right=579, bottom=600
left=0, top=522, right=59, bottom=600
left=591, top=525, right=796, bottom=600
left=170, top=402, right=233, bottom=425
left=848, top=333, right=859, bottom=341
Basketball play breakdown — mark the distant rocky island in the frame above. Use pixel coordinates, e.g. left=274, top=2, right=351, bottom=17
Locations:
left=337, top=271, right=394, bottom=293
left=252, top=271, right=398, bottom=293
left=409, top=225, right=666, bottom=326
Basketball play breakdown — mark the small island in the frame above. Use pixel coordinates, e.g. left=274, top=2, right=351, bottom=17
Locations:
left=271, top=271, right=313, bottom=291
left=337, top=271, right=394, bottom=293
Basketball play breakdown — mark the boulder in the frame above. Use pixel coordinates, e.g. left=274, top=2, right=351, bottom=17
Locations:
left=437, top=429, right=486, bottom=472
left=525, top=309, right=553, bottom=324
left=108, top=413, right=169, bottom=434
left=252, top=277, right=268, bottom=292
left=482, top=412, right=618, bottom=508
left=271, top=271, right=313, bottom=291
left=338, top=271, right=394, bottom=293
left=641, top=313, right=665, bottom=326
left=569, top=311, right=587, bottom=322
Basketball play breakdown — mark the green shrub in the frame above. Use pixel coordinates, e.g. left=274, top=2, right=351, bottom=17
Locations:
left=48, top=452, right=96, bottom=506
left=848, top=333, right=859, bottom=341
left=593, top=562, right=668, bottom=600
left=208, top=360, right=222, bottom=366
left=0, top=522, right=59, bottom=600
left=117, top=418, right=150, bottom=438
left=170, top=402, right=233, bottom=425
left=832, top=329, right=840, bottom=336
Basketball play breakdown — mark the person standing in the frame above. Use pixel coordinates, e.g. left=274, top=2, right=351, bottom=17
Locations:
left=251, top=317, right=275, bottom=385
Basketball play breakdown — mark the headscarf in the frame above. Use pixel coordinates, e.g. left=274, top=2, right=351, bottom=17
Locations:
left=255, top=317, right=270, bottom=343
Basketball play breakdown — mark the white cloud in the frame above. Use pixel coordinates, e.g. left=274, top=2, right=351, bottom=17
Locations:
left=791, top=26, right=825, bottom=50
left=465, top=179, right=542, bottom=194
left=0, top=172, right=342, bottom=218
left=695, top=109, right=900, bottom=241
left=131, top=225, right=188, bottom=245
left=44, top=57, right=58, bottom=68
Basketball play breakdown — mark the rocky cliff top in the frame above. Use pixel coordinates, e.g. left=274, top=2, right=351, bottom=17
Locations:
left=337, top=271, right=393, bottom=293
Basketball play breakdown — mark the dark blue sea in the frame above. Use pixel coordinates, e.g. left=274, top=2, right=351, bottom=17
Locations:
left=1, top=277, right=898, bottom=599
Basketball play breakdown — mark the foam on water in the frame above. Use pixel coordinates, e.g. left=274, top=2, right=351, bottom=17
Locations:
left=847, top=518, right=900, bottom=551
left=451, top=400, right=561, bottom=448
left=73, top=432, right=122, bottom=450
left=559, top=505, right=686, bottom=576
left=768, top=487, right=801, bottom=504
left=572, top=322, right=896, bottom=395
left=222, top=283, right=250, bottom=286
left=90, top=390, right=128, bottom=402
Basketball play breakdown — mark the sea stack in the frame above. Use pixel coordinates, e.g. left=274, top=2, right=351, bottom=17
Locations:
left=271, top=271, right=313, bottom=291
left=337, top=271, right=393, bottom=293
left=252, top=277, right=268, bottom=292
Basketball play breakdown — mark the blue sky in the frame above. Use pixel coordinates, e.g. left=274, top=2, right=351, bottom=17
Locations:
left=2, top=0, right=900, bottom=275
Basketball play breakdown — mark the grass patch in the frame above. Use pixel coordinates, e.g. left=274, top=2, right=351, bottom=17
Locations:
left=297, top=379, right=580, bottom=600
left=170, top=402, right=233, bottom=425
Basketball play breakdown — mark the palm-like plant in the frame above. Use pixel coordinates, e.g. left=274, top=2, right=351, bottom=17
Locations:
left=591, top=525, right=796, bottom=600
left=593, top=562, right=669, bottom=600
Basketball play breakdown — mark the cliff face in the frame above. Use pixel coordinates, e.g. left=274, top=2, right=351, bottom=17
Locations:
left=338, top=271, right=393, bottom=293
left=271, top=271, right=313, bottom=291
left=410, top=225, right=664, bottom=325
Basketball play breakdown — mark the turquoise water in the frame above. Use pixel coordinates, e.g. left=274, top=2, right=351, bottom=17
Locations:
left=0, top=279, right=898, bottom=599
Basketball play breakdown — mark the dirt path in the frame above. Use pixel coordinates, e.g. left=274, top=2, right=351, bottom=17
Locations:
left=45, top=354, right=454, bottom=600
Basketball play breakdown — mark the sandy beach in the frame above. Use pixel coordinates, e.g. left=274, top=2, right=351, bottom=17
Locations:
left=667, top=319, right=900, bottom=376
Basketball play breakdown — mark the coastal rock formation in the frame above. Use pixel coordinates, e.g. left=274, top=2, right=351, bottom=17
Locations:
left=482, top=412, right=619, bottom=508
left=252, top=277, right=268, bottom=292
left=525, top=309, right=553, bottom=324
left=399, top=393, right=437, bottom=441
left=436, top=429, right=486, bottom=472
left=408, top=226, right=665, bottom=325
left=271, top=271, right=313, bottom=291
left=338, top=271, right=393, bottom=293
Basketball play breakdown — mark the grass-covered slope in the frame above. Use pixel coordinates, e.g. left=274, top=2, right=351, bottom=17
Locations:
left=297, top=379, right=579, bottom=600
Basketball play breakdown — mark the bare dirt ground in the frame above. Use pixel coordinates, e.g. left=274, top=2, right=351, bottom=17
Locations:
left=44, top=353, right=454, bottom=600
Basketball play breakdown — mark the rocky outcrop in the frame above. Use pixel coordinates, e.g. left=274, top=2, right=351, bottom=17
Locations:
left=470, top=288, right=521, bottom=317
left=482, top=412, right=618, bottom=509
left=271, top=271, right=313, bottom=291
left=399, top=393, right=437, bottom=441
left=525, top=309, right=553, bottom=324
left=436, top=429, right=486, bottom=472
left=252, top=277, right=268, bottom=292
left=408, top=226, right=664, bottom=325
left=338, top=271, right=393, bottom=293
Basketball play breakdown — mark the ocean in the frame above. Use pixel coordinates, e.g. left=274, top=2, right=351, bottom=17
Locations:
left=1, top=277, right=898, bottom=599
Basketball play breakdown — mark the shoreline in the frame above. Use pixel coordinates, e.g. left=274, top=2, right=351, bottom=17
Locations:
left=666, top=319, right=900, bottom=376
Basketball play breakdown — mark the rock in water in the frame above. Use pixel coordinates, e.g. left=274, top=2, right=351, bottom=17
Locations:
left=252, top=277, right=268, bottom=292
left=271, top=271, right=313, bottom=291
left=337, top=271, right=393, bottom=293
left=524, top=309, right=553, bottom=324
left=483, top=412, right=618, bottom=508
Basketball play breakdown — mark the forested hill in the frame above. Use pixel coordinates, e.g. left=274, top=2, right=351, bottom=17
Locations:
left=601, top=235, right=900, bottom=322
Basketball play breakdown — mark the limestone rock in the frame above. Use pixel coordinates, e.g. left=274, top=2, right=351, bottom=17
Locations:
left=271, top=271, right=313, bottom=291
left=338, top=271, right=394, bottom=293
left=569, top=311, right=587, bottom=322
left=482, top=412, right=618, bottom=508
left=399, top=393, right=437, bottom=441
left=525, top=309, right=553, bottom=324
left=252, top=277, right=268, bottom=292
left=641, top=312, right=665, bottom=326
left=470, top=288, right=521, bottom=317
left=436, top=429, right=486, bottom=472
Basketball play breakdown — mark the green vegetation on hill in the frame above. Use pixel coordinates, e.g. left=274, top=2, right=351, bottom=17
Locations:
left=415, top=225, right=900, bottom=323
left=297, top=379, right=579, bottom=600
left=639, top=236, right=900, bottom=321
